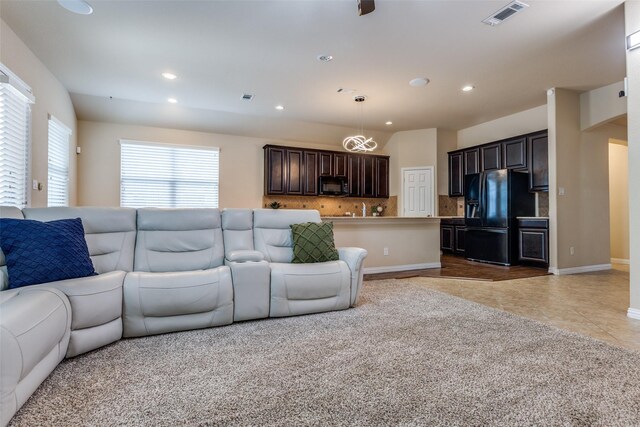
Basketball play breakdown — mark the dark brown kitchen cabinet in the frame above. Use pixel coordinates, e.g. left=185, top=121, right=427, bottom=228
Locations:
left=347, top=155, right=361, bottom=197
left=517, top=218, right=549, bottom=266
left=334, top=153, right=348, bottom=178
left=361, top=155, right=377, bottom=198
left=441, top=218, right=465, bottom=255
left=319, top=152, right=333, bottom=176
left=303, top=151, right=318, bottom=195
left=503, top=137, right=527, bottom=170
left=455, top=225, right=466, bottom=255
left=265, top=146, right=286, bottom=195
left=464, top=149, right=480, bottom=175
left=441, top=225, right=455, bottom=252
left=448, top=152, right=464, bottom=197
left=481, top=143, right=502, bottom=171
left=528, top=132, right=549, bottom=192
left=375, top=156, right=389, bottom=198
left=264, top=145, right=389, bottom=198
left=285, top=149, right=304, bottom=195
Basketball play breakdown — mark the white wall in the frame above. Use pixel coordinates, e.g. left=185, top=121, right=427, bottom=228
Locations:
left=580, top=81, right=627, bottom=130
left=436, top=129, right=457, bottom=196
left=0, top=19, right=77, bottom=207
left=382, top=129, right=438, bottom=215
left=457, top=105, right=548, bottom=148
left=609, top=140, right=629, bottom=262
left=626, top=0, right=640, bottom=315
left=77, top=120, right=345, bottom=208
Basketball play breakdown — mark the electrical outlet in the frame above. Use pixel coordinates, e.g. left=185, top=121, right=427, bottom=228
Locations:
left=570, top=246, right=575, bottom=255
left=383, top=247, right=389, bottom=256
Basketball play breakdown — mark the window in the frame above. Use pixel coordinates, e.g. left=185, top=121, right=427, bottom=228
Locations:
left=0, top=65, right=34, bottom=208
left=120, top=140, right=219, bottom=208
left=47, top=116, right=71, bottom=207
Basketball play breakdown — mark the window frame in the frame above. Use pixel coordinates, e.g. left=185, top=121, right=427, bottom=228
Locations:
left=47, top=114, right=72, bottom=207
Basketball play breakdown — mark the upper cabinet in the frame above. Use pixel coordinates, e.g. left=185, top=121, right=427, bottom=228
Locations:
left=448, top=152, right=464, bottom=197
left=264, top=145, right=389, bottom=198
left=447, top=130, right=548, bottom=196
left=480, top=143, right=502, bottom=171
left=502, top=137, right=527, bottom=170
left=528, top=131, right=549, bottom=192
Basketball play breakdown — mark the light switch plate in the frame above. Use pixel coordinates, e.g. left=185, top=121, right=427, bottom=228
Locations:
left=558, top=187, right=565, bottom=196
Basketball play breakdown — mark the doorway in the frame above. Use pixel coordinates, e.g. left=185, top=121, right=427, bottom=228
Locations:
left=609, top=139, right=629, bottom=265
left=402, top=167, right=434, bottom=217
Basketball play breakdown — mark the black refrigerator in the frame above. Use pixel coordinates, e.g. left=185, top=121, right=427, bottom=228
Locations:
left=464, top=169, right=534, bottom=265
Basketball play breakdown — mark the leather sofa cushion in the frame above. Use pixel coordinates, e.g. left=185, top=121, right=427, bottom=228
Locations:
left=0, top=218, right=96, bottom=289
left=24, top=207, right=137, bottom=274
left=222, top=209, right=255, bottom=257
left=253, top=209, right=321, bottom=263
left=135, top=208, right=224, bottom=272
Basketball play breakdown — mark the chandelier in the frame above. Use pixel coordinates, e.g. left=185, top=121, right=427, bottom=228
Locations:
left=343, top=95, right=377, bottom=152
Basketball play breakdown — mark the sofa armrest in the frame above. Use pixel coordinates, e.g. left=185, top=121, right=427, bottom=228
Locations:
left=338, top=247, right=368, bottom=306
left=226, top=250, right=265, bottom=263
left=226, top=260, right=270, bottom=321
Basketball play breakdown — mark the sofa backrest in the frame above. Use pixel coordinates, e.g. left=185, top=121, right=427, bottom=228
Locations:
left=22, top=207, right=137, bottom=275
left=134, top=208, right=224, bottom=272
left=253, top=209, right=321, bottom=263
left=0, top=207, right=26, bottom=290
left=221, top=209, right=254, bottom=258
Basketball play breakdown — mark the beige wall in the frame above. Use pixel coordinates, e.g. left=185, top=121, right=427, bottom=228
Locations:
left=626, top=0, right=640, bottom=313
left=580, top=81, right=627, bottom=131
left=436, top=129, right=457, bottom=196
left=0, top=19, right=77, bottom=207
left=382, top=128, right=438, bottom=215
left=609, top=141, right=629, bottom=261
left=456, top=105, right=547, bottom=149
left=331, top=218, right=441, bottom=270
left=77, top=120, right=346, bottom=208
left=548, top=88, right=627, bottom=272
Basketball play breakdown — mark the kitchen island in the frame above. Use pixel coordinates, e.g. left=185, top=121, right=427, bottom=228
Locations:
left=322, top=216, right=442, bottom=274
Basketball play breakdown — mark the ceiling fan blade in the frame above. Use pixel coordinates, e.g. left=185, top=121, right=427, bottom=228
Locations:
left=358, top=0, right=375, bottom=16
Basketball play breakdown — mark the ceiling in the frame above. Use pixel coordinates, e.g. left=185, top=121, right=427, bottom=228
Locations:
left=0, top=0, right=627, bottom=146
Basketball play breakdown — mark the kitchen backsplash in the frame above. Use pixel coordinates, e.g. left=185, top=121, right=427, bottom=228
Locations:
left=538, top=192, right=549, bottom=217
left=438, top=196, right=464, bottom=216
left=262, top=195, right=397, bottom=217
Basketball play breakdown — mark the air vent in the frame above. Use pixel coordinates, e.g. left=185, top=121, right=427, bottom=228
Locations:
left=241, top=94, right=254, bottom=101
left=482, top=1, right=529, bottom=26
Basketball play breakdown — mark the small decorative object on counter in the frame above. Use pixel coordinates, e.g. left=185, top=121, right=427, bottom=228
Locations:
left=372, top=205, right=384, bottom=217
left=269, top=201, right=281, bottom=209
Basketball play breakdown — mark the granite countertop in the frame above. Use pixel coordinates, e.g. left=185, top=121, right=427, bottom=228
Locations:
left=517, top=216, right=549, bottom=219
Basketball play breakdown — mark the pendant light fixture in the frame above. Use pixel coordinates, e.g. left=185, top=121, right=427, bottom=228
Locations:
left=343, top=95, right=377, bottom=153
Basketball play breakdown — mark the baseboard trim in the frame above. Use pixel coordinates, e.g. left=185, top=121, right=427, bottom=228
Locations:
left=627, top=308, right=640, bottom=320
left=611, top=258, right=630, bottom=265
left=548, top=264, right=612, bottom=275
left=363, top=263, right=441, bottom=274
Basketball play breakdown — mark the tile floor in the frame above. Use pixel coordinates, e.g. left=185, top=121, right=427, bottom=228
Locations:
left=393, top=263, right=640, bottom=352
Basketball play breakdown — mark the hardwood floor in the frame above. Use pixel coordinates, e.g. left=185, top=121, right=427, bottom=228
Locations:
left=365, top=260, right=640, bottom=352
left=364, top=254, right=549, bottom=282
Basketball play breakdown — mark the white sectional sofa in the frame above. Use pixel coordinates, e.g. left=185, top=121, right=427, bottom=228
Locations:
left=0, top=207, right=367, bottom=426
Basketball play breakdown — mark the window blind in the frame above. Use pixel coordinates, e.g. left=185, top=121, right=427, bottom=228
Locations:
left=120, top=140, right=219, bottom=208
left=47, top=116, right=71, bottom=207
left=0, top=67, right=33, bottom=208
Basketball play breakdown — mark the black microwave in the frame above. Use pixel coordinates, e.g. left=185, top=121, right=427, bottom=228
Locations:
left=319, top=176, right=348, bottom=196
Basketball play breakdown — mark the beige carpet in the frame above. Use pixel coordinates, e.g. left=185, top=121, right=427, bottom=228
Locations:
left=10, top=279, right=640, bottom=426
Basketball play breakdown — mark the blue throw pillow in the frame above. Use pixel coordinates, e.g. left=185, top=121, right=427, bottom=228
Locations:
left=0, top=217, right=97, bottom=289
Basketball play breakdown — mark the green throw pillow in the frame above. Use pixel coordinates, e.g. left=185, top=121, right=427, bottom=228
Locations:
left=290, top=222, right=339, bottom=263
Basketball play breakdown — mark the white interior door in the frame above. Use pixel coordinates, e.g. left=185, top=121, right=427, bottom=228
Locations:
left=403, top=167, right=434, bottom=217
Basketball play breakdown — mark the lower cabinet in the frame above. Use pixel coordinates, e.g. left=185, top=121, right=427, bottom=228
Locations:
left=441, top=218, right=465, bottom=255
left=517, top=218, right=549, bottom=266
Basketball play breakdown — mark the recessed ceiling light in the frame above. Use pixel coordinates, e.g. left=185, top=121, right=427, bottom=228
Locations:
left=57, top=0, right=93, bottom=15
left=385, top=121, right=393, bottom=126
left=317, top=55, right=334, bottom=62
left=409, top=77, right=430, bottom=87
left=462, top=85, right=475, bottom=92
left=167, top=98, right=178, bottom=104
left=162, top=72, right=177, bottom=80
left=275, top=105, right=285, bottom=110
